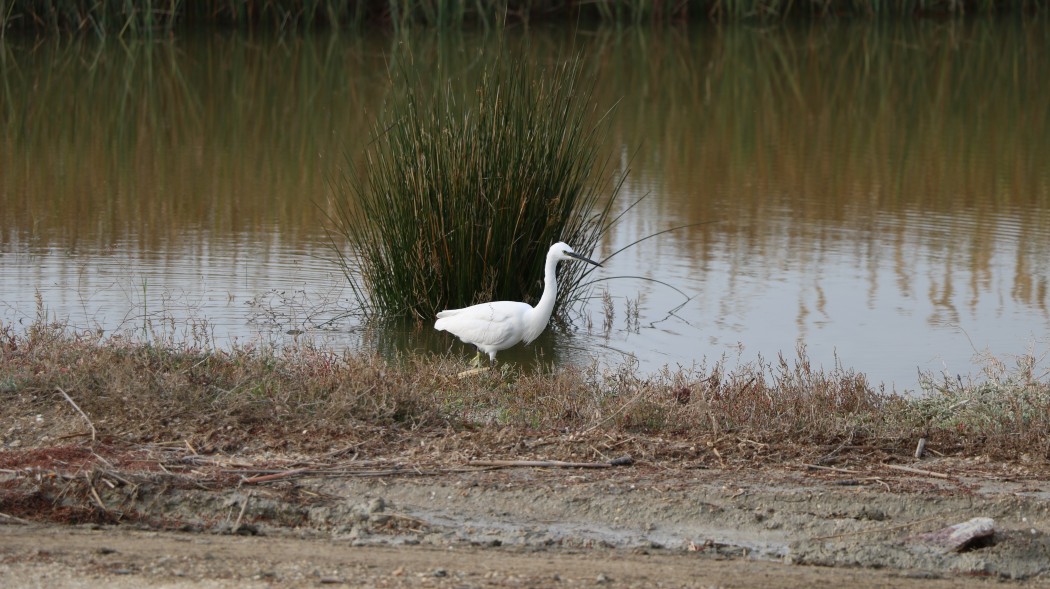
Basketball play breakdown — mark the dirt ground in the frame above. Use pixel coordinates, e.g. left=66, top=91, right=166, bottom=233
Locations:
left=3, top=444, right=1050, bottom=588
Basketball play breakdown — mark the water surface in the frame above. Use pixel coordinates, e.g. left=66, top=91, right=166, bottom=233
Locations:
left=2, top=23, right=1048, bottom=388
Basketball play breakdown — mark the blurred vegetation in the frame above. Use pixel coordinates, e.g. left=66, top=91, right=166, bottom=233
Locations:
left=0, top=0, right=1046, bottom=37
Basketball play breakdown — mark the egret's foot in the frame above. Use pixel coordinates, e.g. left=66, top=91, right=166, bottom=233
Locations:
left=456, top=366, right=489, bottom=378
left=458, top=352, right=492, bottom=378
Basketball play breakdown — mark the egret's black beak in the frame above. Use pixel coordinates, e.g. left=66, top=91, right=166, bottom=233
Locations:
left=567, top=252, right=602, bottom=268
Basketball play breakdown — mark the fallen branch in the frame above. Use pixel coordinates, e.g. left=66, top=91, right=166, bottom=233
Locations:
left=56, top=387, right=95, bottom=442
left=86, top=476, right=111, bottom=516
left=802, top=463, right=859, bottom=474
left=469, top=456, right=634, bottom=469
left=241, top=468, right=309, bottom=484
left=0, top=512, right=32, bottom=525
left=239, top=466, right=492, bottom=484
left=232, top=490, right=252, bottom=532
left=883, top=463, right=950, bottom=479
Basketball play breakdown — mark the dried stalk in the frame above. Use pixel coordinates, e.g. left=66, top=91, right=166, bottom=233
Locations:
left=56, top=387, right=96, bottom=442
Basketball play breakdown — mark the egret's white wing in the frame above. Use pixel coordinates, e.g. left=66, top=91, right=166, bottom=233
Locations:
left=434, top=301, right=529, bottom=349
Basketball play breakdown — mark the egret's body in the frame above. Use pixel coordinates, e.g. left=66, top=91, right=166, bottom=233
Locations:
left=434, top=242, right=601, bottom=363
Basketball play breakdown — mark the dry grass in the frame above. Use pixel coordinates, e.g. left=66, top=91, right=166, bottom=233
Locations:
left=1, top=321, right=1048, bottom=467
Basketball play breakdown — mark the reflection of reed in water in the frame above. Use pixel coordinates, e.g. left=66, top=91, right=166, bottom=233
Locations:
left=591, top=21, right=1049, bottom=316
left=1, top=23, right=1047, bottom=319
left=1, top=35, right=385, bottom=250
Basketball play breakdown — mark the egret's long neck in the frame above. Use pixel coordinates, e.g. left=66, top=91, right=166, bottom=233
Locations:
left=534, top=251, right=560, bottom=318
left=523, top=252, right=560, bottom=342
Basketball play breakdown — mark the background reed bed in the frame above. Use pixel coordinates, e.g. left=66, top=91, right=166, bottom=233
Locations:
left=1, top=0, right=1045, bottom=37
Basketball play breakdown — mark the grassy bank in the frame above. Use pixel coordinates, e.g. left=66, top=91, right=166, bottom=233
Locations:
left=1, top=0, right=1045, bottom=36
left=2, top=321, right=1048, bottom=466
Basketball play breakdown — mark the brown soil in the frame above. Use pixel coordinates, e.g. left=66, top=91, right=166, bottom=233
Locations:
left=2, top=442, right=1050, bottom=588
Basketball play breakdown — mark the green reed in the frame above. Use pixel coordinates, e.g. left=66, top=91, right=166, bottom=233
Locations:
left=330, top=49, right=619, bottom=321
left=1, top=1, right=1045, bottom=36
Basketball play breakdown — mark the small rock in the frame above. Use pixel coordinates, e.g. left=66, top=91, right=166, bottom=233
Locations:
left=912, top=517, right=995, bottom=552
left=432, top=568, right=447, bottom=577
left=596, top=573, right=612, bottom=584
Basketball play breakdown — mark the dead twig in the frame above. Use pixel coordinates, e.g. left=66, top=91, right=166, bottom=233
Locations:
left=232, top=491, right=252, bottom=532
left=883, top=463, right=950, bottom=479
left=85, top=474, right=109, bottom=515
left=803, top=463, right=859, bottom=474
left=239, top=465, right=495, bottom=484
left=56, top=387, right=95, bottom=442
left=241, top=468, right=309, bottom=484
left=576, top=390, right=647, bottom=438
left=0, top=512, right=32, bottom=525
left=815, top=430, right=856, bottom=465
left=469, top=457, right=633, bottom=469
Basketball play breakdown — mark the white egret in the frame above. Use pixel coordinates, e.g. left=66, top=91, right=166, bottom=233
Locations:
left=434, top=242, right=602, bottom=364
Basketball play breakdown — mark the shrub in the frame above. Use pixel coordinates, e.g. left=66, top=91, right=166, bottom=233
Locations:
left=331, top=48, right=619, bottom=322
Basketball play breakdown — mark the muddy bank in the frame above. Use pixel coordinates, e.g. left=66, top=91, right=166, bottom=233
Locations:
left=2, top=524, right=1029, bottom=589
left=3, top=448, right=1050, bottom=585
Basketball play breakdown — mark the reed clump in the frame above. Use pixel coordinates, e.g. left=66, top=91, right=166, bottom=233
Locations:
left=331, top=51, right=616, bottom=322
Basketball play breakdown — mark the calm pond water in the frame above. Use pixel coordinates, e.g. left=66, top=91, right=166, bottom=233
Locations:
left=2, top=22, right=1049, bottom=389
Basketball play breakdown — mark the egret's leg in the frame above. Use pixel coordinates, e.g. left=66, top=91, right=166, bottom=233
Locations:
left=456, top=352, right=489, bottom=379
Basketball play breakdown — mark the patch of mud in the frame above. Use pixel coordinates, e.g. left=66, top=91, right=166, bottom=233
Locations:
left=789, top=528, right=1050, bottom=580
left=8, top=462, right=1050, bottom=581
left=300, top=471, right=1050, bottom=580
